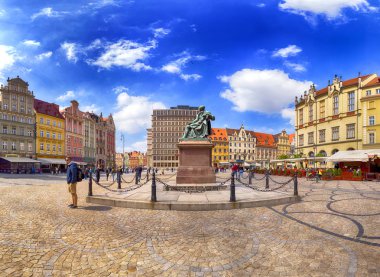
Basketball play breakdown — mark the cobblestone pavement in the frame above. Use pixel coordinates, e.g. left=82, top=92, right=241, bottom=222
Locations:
left=0, top=173, right=379, bottom=276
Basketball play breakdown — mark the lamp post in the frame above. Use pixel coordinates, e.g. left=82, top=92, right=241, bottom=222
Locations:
left=313, top=144, right=317, bottom=182
left=121, top=134, right=125, bottom=172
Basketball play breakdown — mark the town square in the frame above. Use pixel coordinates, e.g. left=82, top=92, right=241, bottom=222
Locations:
left=1, top=0, right=380, bottom=276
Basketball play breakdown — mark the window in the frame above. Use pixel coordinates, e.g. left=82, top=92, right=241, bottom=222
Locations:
left=348, top=92, right=355, bottom=112
left=40, top=130, right=44, bottom=137
left=308, top=132, right=314, bottom=144
left=299, top=108, right=303, bottom=125
left=366, top=90, right=371, bottom=96
left=12, top=127, right=16, bottom=135
left=3, top=114, right=7, bottom=120
left=332, top=127, right=339, bottom=141
left=319, top=100, right=325, bottom=119
left=309, top=104, right=313, bottom=122
left=28, top=143, right=32, bottom=152
left=11, top=142, right=16, bottom=150
left=298, top=134, right=304, bottom=146
left=346, top=124, right=355, bottom=139
left=28, top=130, right=32, bottom=137
left=53, top=121, right=56, bottom=127
left=53, top=144, right=56, bottom=151
left=46, top=131, right=50, bottom=138
left=20, top=143, right=25, bottom=151
left=40, top=117, right=43, bottom=124
left=58, top=134, right=61, bottom=140
left=52, top=133, right=56, bottom=139
left=58, top=122, right=61, bottom=128
left=58, top=145, right=62, bottom=152
left=319, top=129, right=325, bottom=143
left=369, top=133, right=375, bottom=144
left=47, top=119, right=50, bottom=125
left=47, top=144, right=50, bottom=151
left=333, top=95, right=339, bottom=115
left=2, top=141, right=7, bottom=150
left=369, top=116, right=375, bottom=126
left=11, top=115, right=16, bottom=121
left=377, top=89, right=380, bottom=94
left=20, top=106, right=24, bottom=113
left=3, top=126, right=7, bottom=134
left=40, top=143, right=44, bottom=150
left=20, top=96, right=24, bottom=102
left=12, top=104, right=16, bottom=111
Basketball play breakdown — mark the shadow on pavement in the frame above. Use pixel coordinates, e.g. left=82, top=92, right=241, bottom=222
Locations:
left=80, top=205, right=112, bottom=211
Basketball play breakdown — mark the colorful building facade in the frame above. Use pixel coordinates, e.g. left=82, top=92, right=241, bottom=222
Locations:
left=209, top=128, right=229, bottom=167
left=226, top=125, right=256, bottom=164
left=34, top=99, right=65, bottom=163
left=61, top=100, right=84, bottom=162
left=83, top=112, right=96, bottom=165
left=0, top=77, right=36, bottom=158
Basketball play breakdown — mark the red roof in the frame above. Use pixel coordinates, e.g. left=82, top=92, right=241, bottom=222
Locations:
left=316, top=74, right=371, bottom=97
left=209, top=128, right=227, bottom=141
left=34, top=99, right=64, bottom=119
left=362, top=77, right=380, bottom=89
left=289, top=134, right=295, bottom=144
left=254, top=132, right=276, bottom=147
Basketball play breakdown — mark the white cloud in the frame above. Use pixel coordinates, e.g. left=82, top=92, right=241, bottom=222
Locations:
left=36, top=51, right=52, bottom=60
left=0, top=45, right=18, bottom=78
left=153, top=27, right=171, bottom=38
left=61, top=42, right=78, bottom=63
left=125, top=140, right=147, bottom=153
left=284, top=61, right=306, bottom=72
left=257, top=3, right=266, bottom=8
left=281, top=107, right=295, bottom=126
left=180, top=73, right=202, bottom=81
left=56, top=90, right=75, bottom=102
left=219, top=68, right=312, bottom=113
left=88, top=0, right=120, bottom=9
left=279, top=0, right=377, bottom=21
left=81, top=104, right=100, bottom=113
left=272, top=45, right=302, bottom=58
left=0, top=9, right=5, bottom=17
left=23, top=40, right=41, bottom=47
left=113, top=86, right=129, bottom=94
left=89, top=39, right=155, bottom=71
left=31, top=7, right=65, bottom=20
left=113, top=92, right=166, bottom=134
left=161, top=52, right=205, bottom=81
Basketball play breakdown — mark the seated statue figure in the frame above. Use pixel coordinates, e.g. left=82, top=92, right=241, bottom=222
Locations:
left=182, top=105, right=215, bottom=139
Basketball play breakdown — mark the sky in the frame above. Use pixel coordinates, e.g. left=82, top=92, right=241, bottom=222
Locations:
left=0, top=0, right=379, bottom=152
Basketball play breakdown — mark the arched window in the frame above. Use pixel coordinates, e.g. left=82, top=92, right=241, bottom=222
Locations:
left=332, top=149, right=339, bottom=155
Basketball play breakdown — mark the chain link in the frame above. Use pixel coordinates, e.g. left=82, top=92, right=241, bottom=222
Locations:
left=155, top=177, right=229, bottom=193
left=236, top=177, right=293, bottom=192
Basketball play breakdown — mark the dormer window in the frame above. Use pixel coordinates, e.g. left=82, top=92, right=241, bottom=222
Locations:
left=333, top=94, right=339, bottom=115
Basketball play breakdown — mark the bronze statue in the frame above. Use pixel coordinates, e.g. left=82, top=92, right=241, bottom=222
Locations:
left=182, top=105, right=215, bottom=139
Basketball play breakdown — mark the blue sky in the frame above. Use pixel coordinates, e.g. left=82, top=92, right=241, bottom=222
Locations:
left=0, top=0, right=379, bottom=152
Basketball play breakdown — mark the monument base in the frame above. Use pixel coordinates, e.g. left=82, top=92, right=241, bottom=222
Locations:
left=176, top=140, right=216, bottom=184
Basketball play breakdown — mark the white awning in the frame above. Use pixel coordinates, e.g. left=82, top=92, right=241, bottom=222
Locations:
left=76, top=162, right=88, bottom=165
left=326, top=149, right=380, bottom=162
left=0, top=157, right=40, bottom=163
left=38, top=158, right=66, bottom=165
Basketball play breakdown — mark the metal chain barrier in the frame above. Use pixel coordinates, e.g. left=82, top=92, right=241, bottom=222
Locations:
left=268, top=175, right=295, bottom=185
left=236, top=177, right=294, bottom=192
left=92, top=177, right=146, bottom=193
left=252, top=174, right=266, bottom=181
left=156, top=172, right=177, bottom=181
left=91, top=177, right=117, bottom=188
left=121, top=175, right=136, bottom=184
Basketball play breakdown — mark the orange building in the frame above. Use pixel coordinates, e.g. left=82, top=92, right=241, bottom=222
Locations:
left=209, top=128, right=229, bottom=167
left=128, top=151, right=144, bottom=168
left=254, top=132, right=277, bottom=168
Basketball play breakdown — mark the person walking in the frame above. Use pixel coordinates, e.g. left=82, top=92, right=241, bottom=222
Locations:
left=96, top=166, right=100, bottom=183
left=106, top=168, right=109, bottom=181
left=231, top=163, right=238, bottom=179
left=66, top=157, right=78, bottom=209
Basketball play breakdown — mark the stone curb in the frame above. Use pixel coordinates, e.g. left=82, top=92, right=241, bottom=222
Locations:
left=86, top=195, right=301, bottom=211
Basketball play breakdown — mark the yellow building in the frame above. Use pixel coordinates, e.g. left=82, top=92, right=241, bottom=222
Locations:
left=274, top=130, right=292, bottom=158
left=361, top=76, right=380, bottom=149
left=209, top=128, right=229, bottom=167
left=295, top=73, right=380, bottom=164
left=34, top=99, right=65, bottom=169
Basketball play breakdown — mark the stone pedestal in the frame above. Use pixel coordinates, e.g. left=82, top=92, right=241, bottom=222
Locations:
left=176, top=140, right=216, bottom=184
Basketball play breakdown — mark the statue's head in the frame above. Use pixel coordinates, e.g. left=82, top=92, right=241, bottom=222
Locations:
left=198, top=105, right=205, bottom=112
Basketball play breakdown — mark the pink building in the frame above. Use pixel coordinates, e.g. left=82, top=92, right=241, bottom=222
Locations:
left=61, top=100, right=84, bottom=162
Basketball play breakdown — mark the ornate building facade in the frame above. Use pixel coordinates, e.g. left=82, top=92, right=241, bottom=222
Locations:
left=146, top=128, right=153, bottom=167
left=83, top=112, right=96, bottom=165
left=295, top=73, right=380, bottom=160
left=34, top=99, right=65, bottom=161
left=254, top=132, right=277, bottom=168
left=226, top=125, right=256, bottom=164
left=0, top=77, right=36, bottom=158
left=273, top=130, right=292, bottom=158
left=61, top=100, right=84, bottom=162
left=150, top=105, right=198, bottom=168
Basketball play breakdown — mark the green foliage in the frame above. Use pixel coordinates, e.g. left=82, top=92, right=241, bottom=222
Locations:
left=278, top=154, right=290, bottom=159
left=293, top=154, right=303, bottom=158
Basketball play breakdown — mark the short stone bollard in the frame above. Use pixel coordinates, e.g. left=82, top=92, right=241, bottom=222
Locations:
left=265, top=170, right=269, bottom=189
left=293, top=172, right=298, bottom=196
left=117, top=171, right=121, bottom=189
left=249, top=170, right=252, bottom=185
left=230, top=173, right=236, bottom=202
left=151, top=172, right=157, bottom=202
left=88, top=171, right=93, bottom=196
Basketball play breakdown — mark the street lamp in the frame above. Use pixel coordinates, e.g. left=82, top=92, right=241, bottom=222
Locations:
left=313, top=144, right=317, bottom=182
left=121, top=134, right=125, bottom=172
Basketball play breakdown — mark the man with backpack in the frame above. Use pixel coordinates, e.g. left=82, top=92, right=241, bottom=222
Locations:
left=66, top=156, right=80, bottom=209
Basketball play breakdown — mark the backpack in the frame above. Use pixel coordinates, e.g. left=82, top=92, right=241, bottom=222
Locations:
left=77, top=168, right=83, bottom=182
